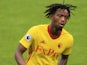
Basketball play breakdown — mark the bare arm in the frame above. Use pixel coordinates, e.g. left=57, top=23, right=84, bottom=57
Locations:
left=15, top=44, right=27, bottom=65
left=58, top=55, right=69, bottom=65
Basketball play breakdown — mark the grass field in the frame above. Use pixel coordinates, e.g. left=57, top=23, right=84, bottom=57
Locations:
left=0, top=0, right=87, bottom=65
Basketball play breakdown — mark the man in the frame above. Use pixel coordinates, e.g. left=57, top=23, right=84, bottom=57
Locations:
left=15, top=3, right=76, bottom=65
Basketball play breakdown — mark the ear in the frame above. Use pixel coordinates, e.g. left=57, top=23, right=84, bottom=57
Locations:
left=50, top=14, right=54, bottom=19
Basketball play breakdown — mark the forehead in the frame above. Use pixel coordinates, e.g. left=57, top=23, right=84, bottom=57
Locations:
left=55, top=8, right=69, bottom=15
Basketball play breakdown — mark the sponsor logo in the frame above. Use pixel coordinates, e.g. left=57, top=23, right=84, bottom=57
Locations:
left=35, top=45, right=59, bottom=57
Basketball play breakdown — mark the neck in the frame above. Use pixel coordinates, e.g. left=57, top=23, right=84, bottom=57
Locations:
left=51, top=26, right=62, bottom=35
left=48, top=25, right=62, bottom=38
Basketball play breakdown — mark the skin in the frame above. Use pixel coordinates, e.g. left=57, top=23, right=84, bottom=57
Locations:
left=50, top=8, right=69, bottom=37
left=15, top=8, right=70, bottom=65
left=15, top=44, right=27, bottom=65
left=50, top=8, right=69, bottom=65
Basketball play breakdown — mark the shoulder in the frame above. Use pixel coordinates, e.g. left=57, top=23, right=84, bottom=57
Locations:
left=62, top=29, right=74, bottom=47
left=30, top=24, right=48, bottom=29
left=28, top=24, right=48, bottom=31
left=27, top=24, right=48, bottom=34
left=62, top=29, right=73, bottom=39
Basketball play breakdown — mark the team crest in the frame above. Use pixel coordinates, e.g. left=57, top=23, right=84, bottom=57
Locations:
left=25, top=34, right=32, bottom=42
left=58, top=43, right=62, bottom=48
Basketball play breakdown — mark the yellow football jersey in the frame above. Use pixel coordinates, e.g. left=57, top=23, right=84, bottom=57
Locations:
left=19, top=24, right=73, bottom=65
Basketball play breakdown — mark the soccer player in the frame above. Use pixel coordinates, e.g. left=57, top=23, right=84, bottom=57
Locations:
left=15, top=3, right=76, bottom=65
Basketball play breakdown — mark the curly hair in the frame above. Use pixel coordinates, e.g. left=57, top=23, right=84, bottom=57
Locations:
left=45, top=3, right=77, bottom=18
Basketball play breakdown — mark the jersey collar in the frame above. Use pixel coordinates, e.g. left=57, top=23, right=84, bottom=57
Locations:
left=48, top=25, right=62, bottom=39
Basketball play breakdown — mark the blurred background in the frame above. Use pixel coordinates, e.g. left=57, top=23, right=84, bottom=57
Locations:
left=0, top=0, right=87, bottom=65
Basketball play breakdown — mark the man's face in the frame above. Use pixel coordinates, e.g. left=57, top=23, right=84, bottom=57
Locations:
left=51, top=8, right=69, bottom=30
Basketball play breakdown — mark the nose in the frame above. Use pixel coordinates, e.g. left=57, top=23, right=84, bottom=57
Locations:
left=61, top=17, right=65, bottom=22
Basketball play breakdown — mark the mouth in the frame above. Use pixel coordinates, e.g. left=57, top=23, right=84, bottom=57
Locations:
left=59, top=23, right=64, bottom=27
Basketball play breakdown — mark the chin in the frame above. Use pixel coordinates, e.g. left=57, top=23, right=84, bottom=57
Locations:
left=56, top=27, right=62, bottom=31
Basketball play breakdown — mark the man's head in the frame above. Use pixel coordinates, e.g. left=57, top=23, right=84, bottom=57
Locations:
left=45, top=3, right=76, bottom=30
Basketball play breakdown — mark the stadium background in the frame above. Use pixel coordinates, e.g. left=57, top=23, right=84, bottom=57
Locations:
left=0, top=0, right=87, bottom=65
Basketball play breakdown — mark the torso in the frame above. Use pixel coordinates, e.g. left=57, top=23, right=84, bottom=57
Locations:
left=26, top=24, right=73, bottom=65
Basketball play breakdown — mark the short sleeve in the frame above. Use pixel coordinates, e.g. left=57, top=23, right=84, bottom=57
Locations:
left=19, top=28, right=35, bottom=49
left=62, top=47, right=72, bottom=55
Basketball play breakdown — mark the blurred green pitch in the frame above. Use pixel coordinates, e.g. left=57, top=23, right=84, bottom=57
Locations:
left=0, top=0, right=87, bottom=65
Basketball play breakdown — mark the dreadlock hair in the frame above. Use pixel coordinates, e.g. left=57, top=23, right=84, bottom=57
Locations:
left=45, top=3, right=77, bottom=18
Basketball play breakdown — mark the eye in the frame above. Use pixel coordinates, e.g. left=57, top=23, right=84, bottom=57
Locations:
left=65, top=16, right=69, bottom=19
left=57, top=14, right=63, bottom=18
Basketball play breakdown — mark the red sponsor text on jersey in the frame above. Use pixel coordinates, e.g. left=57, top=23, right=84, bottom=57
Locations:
left=35, top=45, right=59, bottom=57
